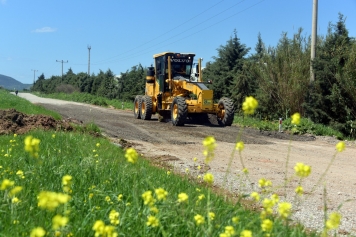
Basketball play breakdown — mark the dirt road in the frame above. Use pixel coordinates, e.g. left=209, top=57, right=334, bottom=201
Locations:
left=18, top=93, right=356, bottom=235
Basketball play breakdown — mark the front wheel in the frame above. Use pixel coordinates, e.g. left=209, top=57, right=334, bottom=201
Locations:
left=217, top=97, right=234, bottom=126
left=171, top=97, right=187, bottom=126
left=134, top=95, right=142, bottom=119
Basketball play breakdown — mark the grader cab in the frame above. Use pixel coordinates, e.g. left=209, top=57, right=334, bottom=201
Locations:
left=134, top=52, right=234, bottom=126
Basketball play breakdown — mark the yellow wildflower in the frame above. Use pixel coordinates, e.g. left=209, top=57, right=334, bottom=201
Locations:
left=232, top=217, right=239, bottom=224
left=109, top=210, right=120, bottom=225
left=250, top=192, right=260, bottom=201
left=336, top=141, right=345, bottom=152
left=105, top=196, right=111, bottom=203
left=291, top=112, right=301, bottom=125
left=146, top=215, right=159, bottom=227
left=52, top=215, right=68, bottom=230
left=178, top=192, right=188, bottom=203
left=271, top=193, right=279, bottom=204
left=242, top=96, right=258, bottom=115
left=240, top=230, right=252, bottom=237
left=37, top=191, right=71, bottom=211
left=208, top=212, right=215, bottom=220
left=235, top=141, right=244, bottom=151
left=117, top=194, right=123, bottom=201
left=96, top=143, right=101, bottom=147
left=258, top=178, right=272, bottom=188
left=142, top=191, right=155, bottom=206
left=278, top=202, right=292, bottom=219
left=24, top=136, right=40, bottom=158
left=30, top=227, right=46, bottom=237
left=12, top=197, right=20, bottom=204
left=261, top=219, right=273, bottom=232
left=326, top=212, right=341, bottom=230
left=155, top=188, right=168, bottom=201
left=194, top=214, right=205, bottom=225
left=224, top=226, right=235, bottom=236
left=203, top=136, right=216, bottom=163
left=294, top=163, right=311, bottom=178
left=295, top=186, right=304, bottom=196
left=203, top=173, right=214, bottom=185
left=125, top=148, right=138, bottom=164
left=62, top=175, right=72, bottom=186
left=150, top=206, right=159, bottom=214
left=0, top=179, right=14, bottom=190
left=92, top=220, right=105, bottom=236
left=16, top=170, right=25, bottom=179
left=242, top=168, right=249, bottom=174
left=10, top=186, right=23, bottom=197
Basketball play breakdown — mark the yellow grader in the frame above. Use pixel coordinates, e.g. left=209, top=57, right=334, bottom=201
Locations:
left=134, top=52, right=234, bottom=126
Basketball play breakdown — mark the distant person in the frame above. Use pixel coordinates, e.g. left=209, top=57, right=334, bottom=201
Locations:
left=15, top=90, right=18, bottom=96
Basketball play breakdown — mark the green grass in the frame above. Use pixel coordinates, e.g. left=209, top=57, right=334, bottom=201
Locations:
left=0, top=89, right=61, bottom=120
left=0, top=131, right=318, bottom=237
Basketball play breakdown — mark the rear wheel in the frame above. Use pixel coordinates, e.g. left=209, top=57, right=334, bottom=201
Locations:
left=134, top=95, right=142, bottom=119
left=171, top=97, right=187, bottom=126
left=217, top=97, right=234, bottom=126
left=141, top=96, right=153, bottom=120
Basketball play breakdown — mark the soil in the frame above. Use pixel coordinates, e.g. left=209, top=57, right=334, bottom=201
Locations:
left=9, top=93, right=356, bottom=236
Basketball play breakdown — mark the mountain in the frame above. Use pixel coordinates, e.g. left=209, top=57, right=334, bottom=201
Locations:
left=0, top=74, right=32, bottom=91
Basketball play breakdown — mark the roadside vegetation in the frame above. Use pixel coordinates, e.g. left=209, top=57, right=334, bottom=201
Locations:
left=0, top=87, right=332, bottom=236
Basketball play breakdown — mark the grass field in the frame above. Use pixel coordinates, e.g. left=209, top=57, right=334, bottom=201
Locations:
left=0, top=89, right=330, bottom=236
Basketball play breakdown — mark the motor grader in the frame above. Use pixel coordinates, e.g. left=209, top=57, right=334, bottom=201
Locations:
left=133, top=52, right=234, bottom=126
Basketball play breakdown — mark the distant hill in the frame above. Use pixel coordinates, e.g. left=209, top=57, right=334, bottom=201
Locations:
left=0, top=74, right=32, bottom=91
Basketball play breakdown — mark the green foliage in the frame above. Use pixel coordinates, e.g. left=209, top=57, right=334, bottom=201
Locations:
left=303, top=14, right=356, bottom=138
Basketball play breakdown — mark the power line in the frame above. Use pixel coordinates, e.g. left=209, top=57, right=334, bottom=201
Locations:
left=31, top=69, right=38, bottom=84
left=88, top=45, right=91, bottom=75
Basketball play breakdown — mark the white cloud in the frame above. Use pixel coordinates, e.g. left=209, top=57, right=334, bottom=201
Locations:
left=32, top=27, right=57, bottom=33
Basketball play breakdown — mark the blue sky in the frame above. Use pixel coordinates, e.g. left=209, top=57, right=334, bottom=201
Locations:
left=1, top=0, right=355, bottom=84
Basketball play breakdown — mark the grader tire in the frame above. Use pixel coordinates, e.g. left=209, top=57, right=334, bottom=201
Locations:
left=134, top=95, right=142, bottom=119
left=171, top=97, right=187, bottom=126
left=217, top=97, right=235, bottom=126
left=141, top=96, right=153, bottom=120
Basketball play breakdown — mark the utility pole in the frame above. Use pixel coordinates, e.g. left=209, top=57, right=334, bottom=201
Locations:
left=88, top=45, right=91, bottom=75
left=310, top=0, right=318, bottom=83
left=56, top=60, right=68, bottom=83
left=31, top=69, right=38, bottom=84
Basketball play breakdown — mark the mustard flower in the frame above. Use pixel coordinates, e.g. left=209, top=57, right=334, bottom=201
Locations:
left=92, top=220, right=105, bottom=236
left=30, top=227, right=46, bottom=237
left=242, top=96, right=258, bottom=115
left=16, top=170, right=25, bottom=179
left=258, top=178, right=272, bottom=188
left=208, top=212, right=215, bottom=220
left=96, top=143, right=101, bottom=147
left=294, top=163, right=311, bottom=178
left=242, top=168, right=249, bottom=174
left=37, top=191, right=71, bottom=211
left=117, top=194, right=123, bottom=201
left=150, top=206, right=159, bottom=214
left=250, top=192, right=260, bottom=202
left=178, top=192, right=188, bottom=203
left=142, top=191, right=155, bottom=206
left=52, top=134, right=56, bottom=138
left=271, top=193, right=279, bottom=205
left=0, top=179, right=14, bottom=190
left=155, top=188, right=168, bottom=201
left=224, top=226, right=235, bottom=236
left=232, top=217, right=239, bottom=224
left=203, top=172, right=214, bottom=185
left=62, top=175, right=72, bottom=186
left=240, top=230, right=252, bottom=237
left=326, top=212, right=341, bottom=230
left=166, top=170, right=171, bottom=175
left=10, top=186, right=23, bottom=197
left=295, top=186, right=304, bottom=196
left=261, top=219, right=273, bottom=232
left=198, top=194, right=205, bottom=200
left=125, top=148, right=138, bottom=164
left=235, top=141, right=244, bottom=151
left=203, top=136, right=216, bottom=163
left=197, top=165, right=201, bottom=170
left=105, top=196, right=111, bottom=203
left=262, top=198, right=274, bottom=211
left=336, top=141, right=345, bottom=152
left=278, top=202, right=292, bottom=219
left=146, top=215, right=159, bottom=227
left=12, top=197, right=20, bottom=204
left=194, top=214, right=205, bottom=225
left=52, top=215, right=68, bottom=230
left=24, top=135, right=40, bottom=158
left=291, top=112, right=301, bottom=125
left=193, top=157, right=197, bottom=162
left=109, top=210, right=120, bottom=225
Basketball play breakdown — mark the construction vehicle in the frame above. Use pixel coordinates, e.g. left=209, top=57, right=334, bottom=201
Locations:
left=134, top=52, right=234, bottom=126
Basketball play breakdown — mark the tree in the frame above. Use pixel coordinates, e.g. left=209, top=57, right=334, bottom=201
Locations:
left=204, top=29, right=250, bottom=100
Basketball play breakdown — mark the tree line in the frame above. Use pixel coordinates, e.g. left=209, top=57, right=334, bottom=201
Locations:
left=32, top=14, right=355, bottom=137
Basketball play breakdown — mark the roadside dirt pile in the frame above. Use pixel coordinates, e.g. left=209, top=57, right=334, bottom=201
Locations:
left=0, top=109, right=75, bottom=135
